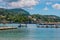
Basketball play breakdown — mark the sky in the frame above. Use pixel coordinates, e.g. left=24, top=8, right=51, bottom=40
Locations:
left=0, top=0, right=60, bottom=17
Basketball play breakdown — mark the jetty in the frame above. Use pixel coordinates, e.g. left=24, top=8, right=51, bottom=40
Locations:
left=0, top=27, right=17, bottom=30
left=0, top=24, right=27, bottom=30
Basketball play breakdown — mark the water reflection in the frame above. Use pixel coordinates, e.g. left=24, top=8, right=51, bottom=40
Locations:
left=0, top=24, right=60, bottom=40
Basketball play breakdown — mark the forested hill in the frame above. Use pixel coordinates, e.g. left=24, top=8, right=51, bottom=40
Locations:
left=0, top=8, right=60, bottom=23
left=0, top=8, right=30, bottom=16
left=0, top=8, right=30, bottom=23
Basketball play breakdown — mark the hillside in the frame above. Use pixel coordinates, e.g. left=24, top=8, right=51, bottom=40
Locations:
left=0, top=8, right=60, bottom=23
left=0, top=8, right=30, bottom=23
left=0, top=8, right=30, bottom=16
left=31, top=15, right=60, bottom=23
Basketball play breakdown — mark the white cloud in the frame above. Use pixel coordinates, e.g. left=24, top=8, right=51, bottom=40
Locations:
left=0, top=6, right=6, bottom=8
left=8, top=0, right=40, bottom=8
left=0, top=0, right=3, bottom=2
left=27, top=7, right=34, bottom=10
left=0, top=0, right=40, bottom=9
left=52, top=3, right=60, bottom=10
left=43, top=7, right=49, bottom=11
left=46, top=2, right=52, bottom=5
left=43, top=0, right=60, bottom=2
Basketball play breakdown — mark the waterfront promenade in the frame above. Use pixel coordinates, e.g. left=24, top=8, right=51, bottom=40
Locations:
left=37, top=22, right=60, bottom=28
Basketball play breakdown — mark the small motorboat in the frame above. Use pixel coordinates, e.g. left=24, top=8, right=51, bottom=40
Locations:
left=18, top=24, right=27, bottom=31
left=18, top=24, right=27, bottom=28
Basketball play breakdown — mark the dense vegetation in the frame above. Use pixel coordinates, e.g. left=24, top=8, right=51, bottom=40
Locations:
left=0, top=8, right=60, bottom=24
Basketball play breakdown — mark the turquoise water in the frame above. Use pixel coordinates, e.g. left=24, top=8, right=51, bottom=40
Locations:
left=0, top=24, right=60, bottom=40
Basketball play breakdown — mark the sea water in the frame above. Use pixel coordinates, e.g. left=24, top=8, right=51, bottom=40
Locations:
left=0, top=24, right=60, bottom=40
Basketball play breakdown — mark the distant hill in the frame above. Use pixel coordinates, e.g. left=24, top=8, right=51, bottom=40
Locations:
left=43, top=15, right=60, bottom=18
left=31, top=14, right=60, bottom=22
left=0, top=8, right=60, bottom=23
left=0, top=8, right=30, bottom=23
left=0, top=8, right=30, bottom=16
